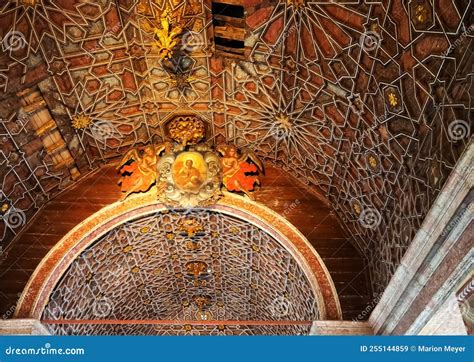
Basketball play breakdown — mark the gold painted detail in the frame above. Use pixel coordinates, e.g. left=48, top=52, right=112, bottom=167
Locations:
left=123, top=245, right=133, bottom=253
left=35, top=120, right=56, bottom=137
left=118, top=139, right=263, bottom=206
left=1, top=203, right=9, bottom=213
left=185, top=261, right=209, bottom=286
left=19, top=0, right=38, bottom=7
left=193, top=295, right=213, bottom=320
left=367, top=154, right=378, bottom=170
left=178, top=217, right=204, bottom=237
left=71, top=114, right=92, bottom=130
left=352, top=202, right=362, bottom=215
left=288, top=0, right=305, bottom=8
left=141, top=7, right=183, bottom=59
left=185, top=240, right=201, bottom=251
left=387, top=91, right=398, bottom=107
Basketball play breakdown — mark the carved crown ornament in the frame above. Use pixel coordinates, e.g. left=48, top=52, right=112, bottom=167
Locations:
left=117, top=116, right=263, bottom=207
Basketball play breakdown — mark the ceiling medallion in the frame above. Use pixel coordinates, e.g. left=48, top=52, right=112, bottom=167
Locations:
left=140, top=6, right=183, bottom=59
left=117, top=116, right=263, bottom=206
left=366, top=152, right=380, bottom=172
left=71, top=114, right=92, bottom=130
left=185, top=261, right=210, bottom=286
left=384, top=86, right=403, bottom=113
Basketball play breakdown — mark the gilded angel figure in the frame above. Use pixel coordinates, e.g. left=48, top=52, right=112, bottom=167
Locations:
left=217, top=145, right=263, bottom=199
left=117, top=143, right=168, bottom=199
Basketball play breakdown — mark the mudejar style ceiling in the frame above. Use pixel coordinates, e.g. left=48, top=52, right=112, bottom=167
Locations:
left=0, top=0, right=472, bottom=297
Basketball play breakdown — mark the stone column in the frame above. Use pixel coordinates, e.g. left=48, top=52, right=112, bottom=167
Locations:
left=0, top=319, right=50, bottom=335
left=370, top=140, right=473, bottom=335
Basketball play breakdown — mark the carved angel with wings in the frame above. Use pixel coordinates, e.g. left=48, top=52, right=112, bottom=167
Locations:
left=117, top=143, right=169, bottom=199
left=217, top=145, right=263, bottom=199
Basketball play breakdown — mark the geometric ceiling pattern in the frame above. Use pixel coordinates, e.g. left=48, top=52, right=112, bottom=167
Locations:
left=0, top=0, right=472, bottom=296
left=42, top=209, right=318, bottom=335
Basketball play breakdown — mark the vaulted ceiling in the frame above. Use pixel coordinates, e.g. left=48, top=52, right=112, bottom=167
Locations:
left=43, top=210, right=319, bottom=335
left=0, top=0, right=472, bottom=297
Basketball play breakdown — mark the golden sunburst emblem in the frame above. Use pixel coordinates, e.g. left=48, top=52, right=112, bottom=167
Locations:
left=72, top=114, right=92, bottom=130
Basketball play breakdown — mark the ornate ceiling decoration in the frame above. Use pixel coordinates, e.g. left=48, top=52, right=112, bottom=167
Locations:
left=42, top=209, right=319, bottom=335
left=0, top=0, right=472, bottom=296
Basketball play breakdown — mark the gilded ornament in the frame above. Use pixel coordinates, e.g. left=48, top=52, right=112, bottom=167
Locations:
left=185, top=261, right=208, bottom=286
left=384, top=87, right=403, bottom=113
left=131, top=266, right=140, bottom=273
left=288, top=0, right=305, bottom=8
left=1, top=203, right=9, bottom=213
left=71, top=114, right=92, bottom=130
left=167, top=116, right=206, bottom=146
left=142, top=7, right=183, bottom=59
left=178, top=217, right=204, bottom=237
left=387, top=91, right=398, bottom=107
left=185, top=240, right=201, bottom=251
left=410, top=1, right=432, bottom=29
left=147, top=249, right=157, bottom=256
left=118, top=135, right=263, bottom=206
left=140, top=226, right=151, bottom=233
left=367, top=153, right=379, bottom=170
left=352, top=202, right=362, bottom=215
left=19, top=0, right=38, bottom=7
left=123, top=245, right=133, bottom=253
left=217, top=145, right=263, bottom=200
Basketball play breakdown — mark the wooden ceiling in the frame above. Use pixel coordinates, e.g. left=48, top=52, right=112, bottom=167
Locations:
left=0, top=0, right=471, bottom=303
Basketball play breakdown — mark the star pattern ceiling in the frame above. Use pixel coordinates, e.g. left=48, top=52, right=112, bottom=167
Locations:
left=43, top=210, right=318, bottom=335
left=0, top=0, right=472, bottom=295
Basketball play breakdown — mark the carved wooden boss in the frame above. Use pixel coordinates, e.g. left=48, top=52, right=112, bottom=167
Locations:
left=117, top=115, right=263, bottom=206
